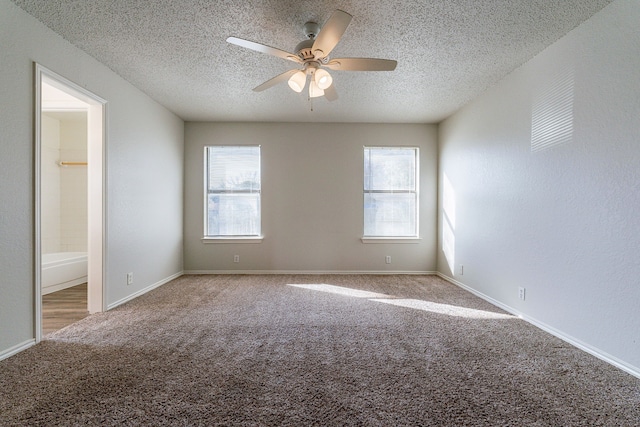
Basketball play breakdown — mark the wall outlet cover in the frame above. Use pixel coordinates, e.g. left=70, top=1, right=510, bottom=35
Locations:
left=519, top=287, right=526, bottom=300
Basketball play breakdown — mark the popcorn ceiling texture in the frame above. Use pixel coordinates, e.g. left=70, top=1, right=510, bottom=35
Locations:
left=12, top=0, right=613, bottom=123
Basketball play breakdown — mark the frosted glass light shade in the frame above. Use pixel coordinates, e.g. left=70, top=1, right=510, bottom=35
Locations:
left=309, top=80, right=325, bottom=98
left=314, top=68, right=333, bottom=90
left=288, top=71, right=306, bottom=92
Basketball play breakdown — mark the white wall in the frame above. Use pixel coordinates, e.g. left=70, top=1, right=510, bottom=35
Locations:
left=0, top=0, right=184, bottom=357
left=59, top=115, right=88, bottom=252
left=438, top=0, right=640, bottom=375
left=41, top=115, right=62, bottom=253
left=184, top=122, right=438, bottom=273
left=41, top=113, right=89, bottom=254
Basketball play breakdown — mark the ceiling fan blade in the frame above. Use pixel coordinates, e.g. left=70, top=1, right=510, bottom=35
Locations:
left=227, top=37, right=301, bottom=63
left=325, top=58, right=397, bottom=71
left=311, top=10, right=352, bottom=59
left=324, top=84, right=338, bottom=101
left=252, top=69, right=299, bottom=92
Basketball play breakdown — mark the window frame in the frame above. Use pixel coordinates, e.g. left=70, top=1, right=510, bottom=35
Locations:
left=362, top=146, right=420, bottom=243
left=202, top=145, right=263, bottom=243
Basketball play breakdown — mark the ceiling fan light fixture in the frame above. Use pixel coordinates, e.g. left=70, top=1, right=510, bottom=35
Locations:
left=309, top=80, right=325, bottom=98
left=227, top=9, right=396, bottom=99
left=314, top=68, right=333, bottom=90
left=288, top=70, right=306, bottom=92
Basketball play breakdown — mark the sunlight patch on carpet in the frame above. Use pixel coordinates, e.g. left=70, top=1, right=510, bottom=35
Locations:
left=288, top=284, right=390, bottom=298
left=370, top=298, right=514, bottom=319
left=288, top=284, right=512, bottom=319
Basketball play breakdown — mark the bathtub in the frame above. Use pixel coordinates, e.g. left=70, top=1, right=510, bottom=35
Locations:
left=42, top=252, right=88, bottom=295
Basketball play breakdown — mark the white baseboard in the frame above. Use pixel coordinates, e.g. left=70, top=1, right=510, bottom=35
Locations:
left=437, top=273, right=640, bottom=380
left=436, top=273, right=515, bottom=314
left=42, top=276, right=87, bottom=295
left=184, top=270, right=437, bottom=275
left=0, top=339, right=35, bottom=362
left=107, top=271, right=183, bottom=310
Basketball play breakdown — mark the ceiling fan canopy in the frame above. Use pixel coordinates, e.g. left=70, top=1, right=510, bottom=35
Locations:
left=226, top=10, right=397, bottom=101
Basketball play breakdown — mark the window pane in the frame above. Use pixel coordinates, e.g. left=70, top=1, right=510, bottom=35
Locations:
left=205, top=145, right=261, bottom=237
left=364, top=147, right=418, bottom=237
left=208, top=146, right=260, bottom=192
left=207, top=193, right=260, bottom=236
left=364, top=193, right=416, bottom=236
left=364, top=148, right=415, bottom=191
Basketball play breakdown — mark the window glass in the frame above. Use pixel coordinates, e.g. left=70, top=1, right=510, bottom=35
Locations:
left=206, top=146, right=261, bottom=236
left=364, top=147, right=418, bottom=237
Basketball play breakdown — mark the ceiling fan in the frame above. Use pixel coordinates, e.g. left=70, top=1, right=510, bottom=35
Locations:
left=226, top=10, right=397, bottom=101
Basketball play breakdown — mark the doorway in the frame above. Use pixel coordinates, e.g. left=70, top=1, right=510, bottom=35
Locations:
left=35, top=64, right=106, bottom=340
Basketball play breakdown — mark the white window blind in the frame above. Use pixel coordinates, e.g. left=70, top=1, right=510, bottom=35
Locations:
left=364, top=147, right=418, bottom=237
left=205, top=146, right=261, bottom=237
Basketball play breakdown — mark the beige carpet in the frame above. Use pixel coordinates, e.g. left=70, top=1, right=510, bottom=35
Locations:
left=1, top=274, right=639, bottom=426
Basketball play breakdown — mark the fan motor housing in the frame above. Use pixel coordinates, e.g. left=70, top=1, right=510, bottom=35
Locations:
left=303, top=21, right=320, bottom=39
left=294, top=21, right=321, bottom=61
left=294, top=39, right=315, bottom=60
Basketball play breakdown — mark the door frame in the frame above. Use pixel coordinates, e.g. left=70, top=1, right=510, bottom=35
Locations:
left=34, top=63, right=108, bottom=341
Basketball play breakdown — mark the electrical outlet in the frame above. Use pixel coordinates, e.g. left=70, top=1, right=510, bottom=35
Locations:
left=126, top=272, right=133, bottom=286
left=519, top=287, right=526, bottom=301
left=459, top=265, right=464, bottom=275
left=385, top=255, right=391, bottom=264
left=233, top=255, right=240, bottom=263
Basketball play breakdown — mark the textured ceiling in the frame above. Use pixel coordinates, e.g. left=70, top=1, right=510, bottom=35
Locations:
left=12, top=0, right=613, bottom=123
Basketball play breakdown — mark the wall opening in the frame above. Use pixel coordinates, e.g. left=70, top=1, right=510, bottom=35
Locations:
left=35, top=64, right=107, bottom=341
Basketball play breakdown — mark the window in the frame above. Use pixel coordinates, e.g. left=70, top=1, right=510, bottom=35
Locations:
left=363, top=147, right=418, bottom=237
left=205, top=146, right=261, bottom=237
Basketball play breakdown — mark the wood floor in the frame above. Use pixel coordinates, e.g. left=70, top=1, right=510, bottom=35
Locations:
left=42, top=283, right=89, bottom=336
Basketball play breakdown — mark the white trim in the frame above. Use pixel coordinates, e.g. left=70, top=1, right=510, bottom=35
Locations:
left=361, top=237, right=421, bottom=244
left=107, top=271, right=183, bottom=310
left=202, top=236, right=264, bottom=244
left=185, top=270, right=437, bottom=275
left=34, top=64, right=43, bottom=342
left=0, top=339, right=36, bottom=362
left=42, top=277, right=87, bottom=295
left=87, top=100, right=108, bottom=314
left=436, top=273, right=515, bottom=314
left=437, top=272, right=640, bottom=380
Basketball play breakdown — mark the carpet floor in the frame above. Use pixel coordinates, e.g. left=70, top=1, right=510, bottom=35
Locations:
left=1, top=274, right=639, bottom=426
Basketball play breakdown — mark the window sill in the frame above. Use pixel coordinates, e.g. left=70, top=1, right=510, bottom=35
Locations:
left=202, top=236, right=264, bottom=244
left=361, top=237, right=421, bottom=244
